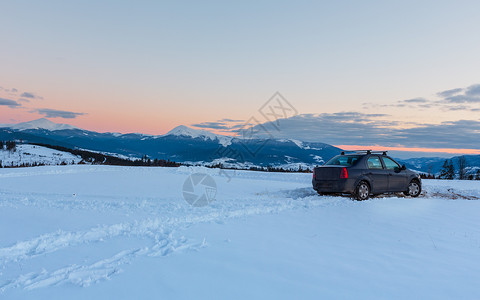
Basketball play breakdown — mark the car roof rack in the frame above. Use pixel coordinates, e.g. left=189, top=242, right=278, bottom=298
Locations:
left=341, top=150, right=388, bottom=155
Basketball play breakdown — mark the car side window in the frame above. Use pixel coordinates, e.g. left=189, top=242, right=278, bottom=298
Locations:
left=382, top=157, right=400, bottom=170
left=367, top=156, right=383, bottom=169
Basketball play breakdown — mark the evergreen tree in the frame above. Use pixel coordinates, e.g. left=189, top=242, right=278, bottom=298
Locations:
left=440, top=159, right=455, bottom=180
left=458, top=156, right=467, bottom=180
left=447, top=160, right=455, bottom=180
left=439, top=160, right=450, bottom=179
left=6, top=140, right=16, bottom=151
left=476, top=170, right=480, bottom=180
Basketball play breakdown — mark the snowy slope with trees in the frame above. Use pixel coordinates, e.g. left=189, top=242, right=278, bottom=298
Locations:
left=0, top=165, right=479, bottom=299
left=0, top=143, right=82, bottom=167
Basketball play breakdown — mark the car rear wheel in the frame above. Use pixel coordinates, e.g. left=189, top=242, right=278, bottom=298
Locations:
left=355, top=181, right=370, bottom=201
left=404, top=180, right=421, bottom=197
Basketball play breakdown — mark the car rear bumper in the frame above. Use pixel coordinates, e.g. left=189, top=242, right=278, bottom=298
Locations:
left=312, top=178, right=356, bottom=193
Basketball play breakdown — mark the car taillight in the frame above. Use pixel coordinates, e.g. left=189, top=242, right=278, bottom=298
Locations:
left=313, top=170, right=316, bottom=180
left=340, top=167, right=348, bottom=179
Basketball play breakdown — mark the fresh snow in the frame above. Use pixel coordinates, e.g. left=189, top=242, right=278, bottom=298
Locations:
left=0, top=165, right=479, bottom=299
left=283, top=139, right=304, bottom=148
left=75, top=147, right=137, bottom=161
left=163, top=125, right=233, bottom=147
left=185, top=158, right=317, bottom=171
left=0, top=144, right=82, bottom=167
left=5, top=118, right=79, bottom=131
left=277, top=139, right=323, bottom=151
left=311, top=154, right=324, bottom=163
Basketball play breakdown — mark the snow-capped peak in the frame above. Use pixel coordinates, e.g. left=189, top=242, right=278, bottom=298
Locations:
left=8, top=118, right=79, bottom=131
left=164, top=125, right=232, bottom=147
left=166, top=125, right=208, bottom=138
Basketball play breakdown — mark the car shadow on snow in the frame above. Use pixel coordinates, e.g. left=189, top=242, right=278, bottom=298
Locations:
left=280, top=187, right=478, bottom=201
left=277, top=187, right=318, bottom=200
left=281, top=188, right=426, bottom=201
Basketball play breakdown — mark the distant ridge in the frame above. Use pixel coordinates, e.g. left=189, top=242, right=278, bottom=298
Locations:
left=163, top=125, right=233, bottom=146
left=4, top=118, right=79, bottom=131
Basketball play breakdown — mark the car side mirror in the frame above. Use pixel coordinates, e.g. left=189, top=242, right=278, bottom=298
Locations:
left=401, top=164, right=406, bottom=170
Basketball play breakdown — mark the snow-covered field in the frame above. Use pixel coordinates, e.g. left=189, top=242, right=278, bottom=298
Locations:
left=0, top=145, right=82, bottom=167
left=0, top=165, right=479, bottom=299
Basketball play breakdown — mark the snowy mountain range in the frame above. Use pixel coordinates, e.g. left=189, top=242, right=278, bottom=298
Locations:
left=1, top=118, right=479, bottom=173
left=0, top=119, right=341, bottom=168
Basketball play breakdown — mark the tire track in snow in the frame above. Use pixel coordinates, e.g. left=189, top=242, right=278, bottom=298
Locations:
left=0, top=237, right=208, bottom=292
left=1, top=182, right=471, bottom=292
left=1, top=248, right=144, bottom=291
left=0, top=227, right=207, bottom=292
left=0, top=192, right=328, bottom=264
left=0, top=192, right=333, bottom=291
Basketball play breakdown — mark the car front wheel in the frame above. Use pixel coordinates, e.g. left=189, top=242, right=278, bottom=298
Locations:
left=404, top=180, right=421, bottom=197
left=355, top=181, right=370, bottom=201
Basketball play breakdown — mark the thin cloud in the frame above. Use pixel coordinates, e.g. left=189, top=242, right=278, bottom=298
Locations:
left=192, top=118, right=245, bottom=132
left=192, top=122, right=233, bottom=130
left=402, top=98, right=428, bottom=103
left=443, top=95, right=480, bottom=103
left=440, top=84, right=480, bottom=103
left=0, top=98, right=21, bottom=108
left=398, top=120, right=480, bottom=149
left=417, top=104, right=434, bottom=109
left=437, top=88, right=463, bottom=98
left=441, top=105, right=469, bottom=111
left=370, top=83, right=480, bottom=111
left=218, top=118, right=244, bottom=122
left=245, top=113, right=480, bottom=149
left=2, top=88, right=18, bottom=94
left=34, top=108, right=86, bottom=119
left=465, top=84, right=480, bottom=96
left=21, top=92, right=36, bottom=99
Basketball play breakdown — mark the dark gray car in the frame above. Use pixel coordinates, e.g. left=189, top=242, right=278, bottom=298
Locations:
left=312, top=151, right=421, bottom=200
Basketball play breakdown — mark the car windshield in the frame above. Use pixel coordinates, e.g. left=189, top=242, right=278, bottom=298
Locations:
left=324, top=155, right=361, bottom=166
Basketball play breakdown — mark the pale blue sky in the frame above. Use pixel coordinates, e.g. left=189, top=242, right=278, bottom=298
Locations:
left=1, top=0, right=480, bottom=153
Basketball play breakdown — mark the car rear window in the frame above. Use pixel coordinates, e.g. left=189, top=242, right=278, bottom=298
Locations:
left=324, top=155, right=361, bottom=166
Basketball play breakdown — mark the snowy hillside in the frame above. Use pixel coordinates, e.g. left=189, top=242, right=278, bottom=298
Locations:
left=399, top=155, right=480, bottom=176
left=0, top=165, right=479, bottom=299
left=0, top=144, right=82, bottom=167
left=5, top=118, right=79, bottom=131
left=163, top=125, right=233, bottom=147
